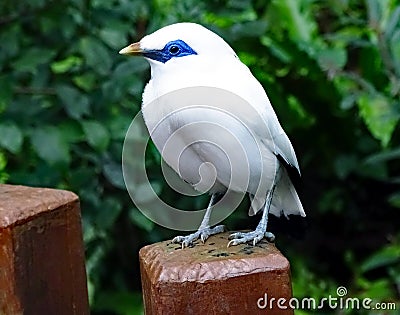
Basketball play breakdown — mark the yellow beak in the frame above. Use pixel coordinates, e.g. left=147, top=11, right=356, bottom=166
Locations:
left=119, top=42, right=143, bottom=56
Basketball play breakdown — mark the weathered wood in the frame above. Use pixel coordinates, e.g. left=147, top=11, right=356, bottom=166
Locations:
left=0, top=184, right=89, bottom=315
left=140, top=231, right=293, bottom=315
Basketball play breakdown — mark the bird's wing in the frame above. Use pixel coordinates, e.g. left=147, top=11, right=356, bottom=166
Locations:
left=268, top=129, right=300, bottom=175
left=231, top=87, right=301, bottom=176
left=229, top=63, right=301, bottom=176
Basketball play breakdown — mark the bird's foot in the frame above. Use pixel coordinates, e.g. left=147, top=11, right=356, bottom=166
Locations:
left=172, top=225, right=225, bottom=248
left=227, top=229, right=275, bottom=247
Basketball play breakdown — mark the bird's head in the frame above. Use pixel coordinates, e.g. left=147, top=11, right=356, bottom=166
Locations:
left=119, top=23, right=237, bottom=66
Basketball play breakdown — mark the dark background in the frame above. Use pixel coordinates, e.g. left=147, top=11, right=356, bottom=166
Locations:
left=0, top=0, right=399, bottom=314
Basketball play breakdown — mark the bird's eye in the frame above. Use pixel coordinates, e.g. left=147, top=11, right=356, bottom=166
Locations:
left=168, top=45, right=180, bottom=55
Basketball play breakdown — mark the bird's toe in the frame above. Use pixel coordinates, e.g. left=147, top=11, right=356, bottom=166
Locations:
left=252, top=233, right=265, bottom=246
left=265, top=232, right=275, bottom=242
left=172, top=235, right=185, bottom=243
left=172, top=225, right=225, bottom=248
left=227, top=238, right=246, bottom=247
left=227, top=230, right=275, bottom=247
left=200, top=233, right=207, bottom=243
left=228, top=232, right=245, bottom=240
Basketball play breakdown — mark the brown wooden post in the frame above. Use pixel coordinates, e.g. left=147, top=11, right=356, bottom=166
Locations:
left=0, top=184, right=89, bottom=315
left=140, top=231, right=294, bottom=315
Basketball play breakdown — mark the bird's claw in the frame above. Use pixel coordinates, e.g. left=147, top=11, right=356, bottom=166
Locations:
left=227, top=230, right=275, bottom=247
left=173, top=225, right=225, bottom=248
left=171, top=235, right=191, bottom=249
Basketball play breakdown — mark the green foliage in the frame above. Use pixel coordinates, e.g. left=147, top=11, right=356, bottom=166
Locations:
left=358, top=93, right=398, bottom=146
left=0, top=122, right=23, bottom=153
left=0, top=152, right=9, bottom=183
left=1, top=0, right=399, bottom=314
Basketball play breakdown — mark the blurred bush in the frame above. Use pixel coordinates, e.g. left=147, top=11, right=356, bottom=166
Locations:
left=0, top=0, right=399, bottom=314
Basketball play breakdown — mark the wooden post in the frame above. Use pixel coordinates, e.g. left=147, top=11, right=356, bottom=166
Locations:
left=140, top=231, right=293, bottom=315
left=0, top=184, right=89, bottom=315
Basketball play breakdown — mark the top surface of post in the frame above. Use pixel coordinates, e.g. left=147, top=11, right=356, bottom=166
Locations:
left=140, top=231, right=289, bottom=283
left=0, top=184, right=79, bottom=228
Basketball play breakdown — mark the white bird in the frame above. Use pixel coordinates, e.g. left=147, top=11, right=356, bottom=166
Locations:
left=120, top=22, right=306, bottom=247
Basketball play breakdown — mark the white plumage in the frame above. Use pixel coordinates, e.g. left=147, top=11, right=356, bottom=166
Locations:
left=120, top=22, right=305, bottom=247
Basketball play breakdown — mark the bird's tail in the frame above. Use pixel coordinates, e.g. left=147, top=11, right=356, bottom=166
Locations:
left=249, top=168, right=305, bottom=218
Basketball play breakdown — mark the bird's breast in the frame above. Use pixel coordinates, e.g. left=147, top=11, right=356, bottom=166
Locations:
left=142, top=96, right=277, bottom=195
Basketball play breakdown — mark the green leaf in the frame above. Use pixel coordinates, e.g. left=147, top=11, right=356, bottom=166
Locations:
left=272, top=0, right=317, bottom=43
left=99, top=28, right=127, bottom=49
left=317, top=48, right=347, bottom=74
left=358, top=160, right=388, bottom=180
left=230, top=21, right=268, bottom=38
left=103, top=160, right=125, bottom=189
left=357, top=278, right=395, bottom=300
left=95, top=197, right=123, bottom=230
left=58, top=120, right=84, bottom=143
left=340, top=94, right=358, bottom=110
left=366, top=0, right=381, bottom=28
left=129, top=208, right=155, bottom=232
left=68, top=167, right=97, bottom=189
left=0, top=152, right=9, bottom=183
left=388, top=192, right=400, bottom=208
left=108, top=115, right=131, bottom=140
left=51, top=56, right=82, bottom=73
left=385, top=6, right=400, bottom=38
left=0, top=24, right=20, bottom=58
left=0, top=75, right=13, bottom=112
left=132, top=181, right=162, bottom=204
left=0, top=122, right=23, bottom=154
left=56, top=84, right=90, bottom=119
left=328, top=25, right=367, bottom=46
left=81, top=120, right=110, bottom=152
left=79, top=36, right=112, bottom=75
left=357, top=94, right=399, bottom=146
left=361, top=244, right=400, bottom=272
left=260, top=36, right=292, bottom=63
left=390, top=29, right=400, bottom=76
left=12, top=48, right=56, bottom=73
left=73, top=73, right=97, bottom=92
left=87, top=278, right=95, bottom=307
left=334, top=154, right=358, bottom=179
left=30, top=126, right=70, bottom=165
left=364, top=147, right=400, bottom=164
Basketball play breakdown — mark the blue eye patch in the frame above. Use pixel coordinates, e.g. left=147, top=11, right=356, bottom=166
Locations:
left=143, top=39, right=197, bottom=63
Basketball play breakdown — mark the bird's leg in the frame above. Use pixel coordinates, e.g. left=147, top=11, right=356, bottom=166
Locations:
left=228, top=186, right=276, bottom=247
left=172, top=193, right=225, bottom=248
